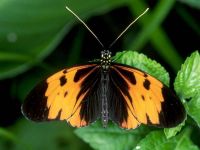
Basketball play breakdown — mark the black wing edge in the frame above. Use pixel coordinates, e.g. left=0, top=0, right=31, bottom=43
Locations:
left=21, top=81, right=50, bottom=122
left=156, top=86, right=186, bottom=128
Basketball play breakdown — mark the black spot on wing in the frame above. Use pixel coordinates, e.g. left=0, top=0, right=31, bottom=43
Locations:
left=143, top=79, right=150, bottom=90
left=64, top=91, right=68, bottom=97
left=157, top=86, right=186, bottom=127
left=144, top=73, right=148, bottom=77
left=114, top=66, right=136, bottom=85
left=59, top=75, right=67, bottom=86
left=74, top=66, right=96, bottom=82
left=22, top=81, right=49, bottom=121
left=63, top=69, right=67, bottom=74
left=141, top=95, right=145, bottom=100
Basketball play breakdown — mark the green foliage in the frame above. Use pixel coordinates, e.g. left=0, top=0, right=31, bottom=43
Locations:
left=0, top=120, right=91, bottom=150
left=187, top=93, right=200, bottom=127
left=163, top=51, right=200, bottom=139
left=174, top=51, right=200, bottom=130
left=164, top=121, right=186, bottom=139
left=133, top=129, right=199, bottom=150
left=174, top=51, right=200, bottom=99
left=75, top=122, right=150, bottom=150
left=179, top=0, right=200, bottom=9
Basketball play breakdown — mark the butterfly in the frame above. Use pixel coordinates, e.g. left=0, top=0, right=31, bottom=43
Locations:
left=21, top=7, right=186, bottom=129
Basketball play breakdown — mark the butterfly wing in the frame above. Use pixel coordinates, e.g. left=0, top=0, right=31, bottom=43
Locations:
left=109, top=63, right=186, bottom=129
left=22, top=64, right=101, bottom=127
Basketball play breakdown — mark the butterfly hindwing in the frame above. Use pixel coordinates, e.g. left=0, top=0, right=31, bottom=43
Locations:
left=108, top=77, right=140, bottom=129
left=110, top=63, right=186, bottom=129
left=22, top=64, right=101, bottom=127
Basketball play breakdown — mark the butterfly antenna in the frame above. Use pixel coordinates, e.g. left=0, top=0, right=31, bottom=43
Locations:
left=66, top=6, right=105, bottom=48
left=108, top=8, right=149, bottom=49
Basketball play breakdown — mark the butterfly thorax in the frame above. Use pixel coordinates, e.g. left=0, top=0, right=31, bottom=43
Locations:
left=100, top=50, right=111, bottom=72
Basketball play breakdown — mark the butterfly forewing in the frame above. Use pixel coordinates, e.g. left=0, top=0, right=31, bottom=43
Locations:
left=109, top=63, right=186, bottom=129
left=22, top=64, right=102, bottom=127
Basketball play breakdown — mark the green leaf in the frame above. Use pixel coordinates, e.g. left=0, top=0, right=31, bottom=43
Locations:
left=75, top=121, right=151, bottom=150
left=178, top=0, right=200, bottom=9
left=113, top=51, right=170, bottom=86
left=174, top=51, right=200, bottom=99
left=133, top=129, right=199, bottom=150
left=187, top=92, right=200, bottom=127
left=164, top=120, right=186, bottom=139
left=0, top=0, right=130, bottom=80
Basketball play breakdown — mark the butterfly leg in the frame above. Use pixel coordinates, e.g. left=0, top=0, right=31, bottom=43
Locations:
left=101, top=73, right=109, bottom=127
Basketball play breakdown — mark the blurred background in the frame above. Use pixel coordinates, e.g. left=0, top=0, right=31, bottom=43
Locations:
left=0, top=0, right=199, bottom=150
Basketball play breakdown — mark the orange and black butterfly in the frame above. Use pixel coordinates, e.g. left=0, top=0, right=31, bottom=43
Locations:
left=21, top=7, right=186, bottom=129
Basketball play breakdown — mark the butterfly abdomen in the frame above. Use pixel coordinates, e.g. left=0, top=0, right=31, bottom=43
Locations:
left=100, top=72, right=110, bottom=127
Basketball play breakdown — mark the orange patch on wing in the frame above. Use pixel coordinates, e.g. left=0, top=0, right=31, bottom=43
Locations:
left=44, top=64, right=98, bottom=122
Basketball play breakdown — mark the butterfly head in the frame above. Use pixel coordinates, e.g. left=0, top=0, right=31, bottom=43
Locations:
left=101, top=50, right=111, bottom=71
